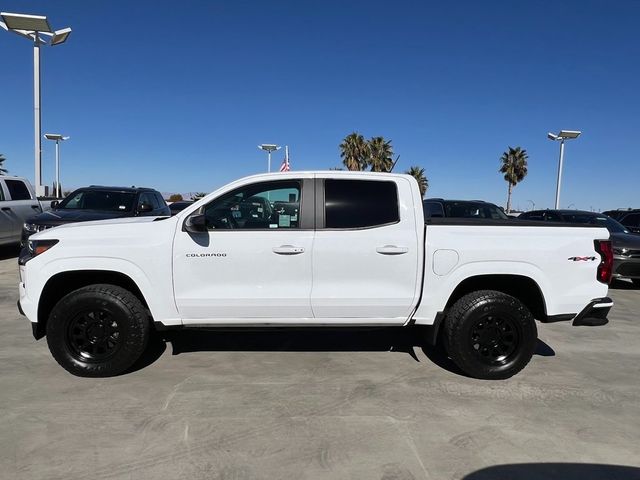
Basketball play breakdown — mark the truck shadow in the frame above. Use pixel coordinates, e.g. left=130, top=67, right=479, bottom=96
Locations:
left=131, top=326, right=555, bottom=377
left=462, top=463, right=640, bottom=480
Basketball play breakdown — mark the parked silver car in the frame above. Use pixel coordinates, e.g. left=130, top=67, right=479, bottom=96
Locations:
left=0, top=177, right=42, bottom=247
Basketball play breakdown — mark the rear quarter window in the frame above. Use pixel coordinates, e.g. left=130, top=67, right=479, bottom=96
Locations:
left=4, top=180, right=32, bottom=201
left=423, top=201, right=444, bottom=218
left=621, top=213, right=640, bottom=227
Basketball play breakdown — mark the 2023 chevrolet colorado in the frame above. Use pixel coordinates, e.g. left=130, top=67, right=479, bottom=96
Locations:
left=17, top=172, right=614, bottom=379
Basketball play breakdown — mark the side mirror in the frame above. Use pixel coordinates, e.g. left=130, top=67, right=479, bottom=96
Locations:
left=50, top=200, right=59, bottom=209
left=137, top=203, right=153, bottom=214
left=183, top=213, right=207, bottom=233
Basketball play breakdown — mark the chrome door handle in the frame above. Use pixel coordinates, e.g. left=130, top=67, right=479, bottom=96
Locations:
left=376, top=245, right=409, bottom=255
left=273, top=245, right=305, bottom=255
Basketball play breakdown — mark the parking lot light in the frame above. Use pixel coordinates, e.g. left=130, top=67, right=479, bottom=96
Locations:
left=1, top=12, right=72, bottom=197
left=44, top=134, right=69, bottom=198
left=258, top=144, right=281, bottom=173
left=548, top=129, right=582, bottom=209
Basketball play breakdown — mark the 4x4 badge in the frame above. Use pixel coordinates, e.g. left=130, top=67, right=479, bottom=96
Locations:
left=568, top=256, right=597, bottom=261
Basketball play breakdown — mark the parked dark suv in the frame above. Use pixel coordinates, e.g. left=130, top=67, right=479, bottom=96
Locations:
left=423, top=198, right=508, bottom=220
left=519, top=209, right=640, bottom=287
left=22, top=186, right=170, bottom=241
left=602, top=209, right=640, bottom=234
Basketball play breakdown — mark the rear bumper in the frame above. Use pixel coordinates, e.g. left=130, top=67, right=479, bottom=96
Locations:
left=572, top=297, right=613, bottom=326
left=543, top=297, right=612, bottom=326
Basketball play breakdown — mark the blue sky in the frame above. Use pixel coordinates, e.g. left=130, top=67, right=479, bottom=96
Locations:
left=1, top=0, right=638, bottom=210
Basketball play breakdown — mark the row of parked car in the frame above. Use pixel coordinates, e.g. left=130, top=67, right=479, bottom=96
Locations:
left=0, top=176, right=193, bottom=247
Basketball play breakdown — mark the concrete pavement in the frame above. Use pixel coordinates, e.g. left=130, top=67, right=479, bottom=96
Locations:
left=1, top=250, right=639, bottom=479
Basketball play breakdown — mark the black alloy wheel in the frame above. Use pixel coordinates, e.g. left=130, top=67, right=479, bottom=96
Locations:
left=67, top=309, right=122, bottom=361
left=469, top=315, right=520, bottom=366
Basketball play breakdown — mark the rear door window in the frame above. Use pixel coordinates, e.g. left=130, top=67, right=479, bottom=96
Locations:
left=324, top=179, right=399, bottom=229
left=5, top=180, right=32, bottom=201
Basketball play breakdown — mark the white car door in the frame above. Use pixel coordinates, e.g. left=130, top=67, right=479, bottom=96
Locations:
left=311, top=176, right=421, bottom=322
left=173, top=178, right=315, bottom=323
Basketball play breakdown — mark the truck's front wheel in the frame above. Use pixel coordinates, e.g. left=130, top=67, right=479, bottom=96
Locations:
left=46, top=284, right=150, bottom=377
left=443, top=290, right=537, bottom=380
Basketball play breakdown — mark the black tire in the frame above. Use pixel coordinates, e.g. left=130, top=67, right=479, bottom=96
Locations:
left=46, top=284, right=150, bottom=377
left=443, top=290, right=537, bottom=380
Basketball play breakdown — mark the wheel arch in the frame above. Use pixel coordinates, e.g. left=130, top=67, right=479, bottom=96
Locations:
left=445, top=274, right=547, bottom=321
left=35, top=270, right=150, bottom=339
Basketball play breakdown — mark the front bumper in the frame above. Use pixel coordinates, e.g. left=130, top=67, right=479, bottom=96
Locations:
left=572, top=297, right=613, bottom=327
left=18, top=265, right=41, bottom=338
left=613, top=255, right=640, bottom=280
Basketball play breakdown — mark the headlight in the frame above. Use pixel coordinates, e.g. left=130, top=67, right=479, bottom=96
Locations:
left=23, top=222, right=38, bottom=233
left=613, top=247, right=628, bottom=255
left=27, top=239, right=59, bottom=257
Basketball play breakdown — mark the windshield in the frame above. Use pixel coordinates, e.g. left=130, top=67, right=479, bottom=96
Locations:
left=561, top=213, right=630, bottom=234
left=443, top=201, right=508, bottom=220
left=58, top=190, right=136, bottom=212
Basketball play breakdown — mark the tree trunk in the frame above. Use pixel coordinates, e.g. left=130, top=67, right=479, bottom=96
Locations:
left=506, top=182, right=513, bottom=213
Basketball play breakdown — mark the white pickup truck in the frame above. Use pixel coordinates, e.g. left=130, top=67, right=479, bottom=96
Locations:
left=18, top=172, right=614, bottom=379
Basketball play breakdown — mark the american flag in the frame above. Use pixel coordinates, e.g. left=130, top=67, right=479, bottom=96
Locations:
left=279, top=145, right=290, bottom=172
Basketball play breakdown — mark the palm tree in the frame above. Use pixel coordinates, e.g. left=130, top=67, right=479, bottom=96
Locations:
left=499, top=146, right=528, bottom=213
left=406, top=166, right=429, bottom=197
left=368, top=136, right=394, bottom=172
left=0, top=154, right=7, bottom=175
left=340, top=132, right=369, bottom=171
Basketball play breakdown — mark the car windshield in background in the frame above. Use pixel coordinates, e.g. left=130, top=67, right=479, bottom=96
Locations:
left=444, top=202, right=508, bottom=220
left=562, top=214, right=630, bottom=234
left=58, top=191, right=136, bottom=212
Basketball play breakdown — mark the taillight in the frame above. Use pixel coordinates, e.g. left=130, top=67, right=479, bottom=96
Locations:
left=594, top=240, right=613, bottom=284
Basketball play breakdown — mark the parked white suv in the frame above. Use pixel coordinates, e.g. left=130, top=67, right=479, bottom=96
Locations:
left=18, top=172, right=614, bottom=379
left=0, top=176, right=42, bottom=247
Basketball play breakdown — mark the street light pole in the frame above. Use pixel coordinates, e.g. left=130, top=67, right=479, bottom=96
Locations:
left=1, top=12, right=72, bottom=197
left=258, top=144, right=281, bottom=173
left=554, top=139, right=565, bottom=210
left=34, top=35, right=42, bottom=194
left=44, top=134, right=69, bottom=198
left=547, top=130, right=581, bottom=210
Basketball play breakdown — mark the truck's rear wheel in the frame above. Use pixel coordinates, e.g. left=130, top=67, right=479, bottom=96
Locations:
left=443, top=290, right=537, bottom=380
left=46, top=284, right=149, bottom=377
